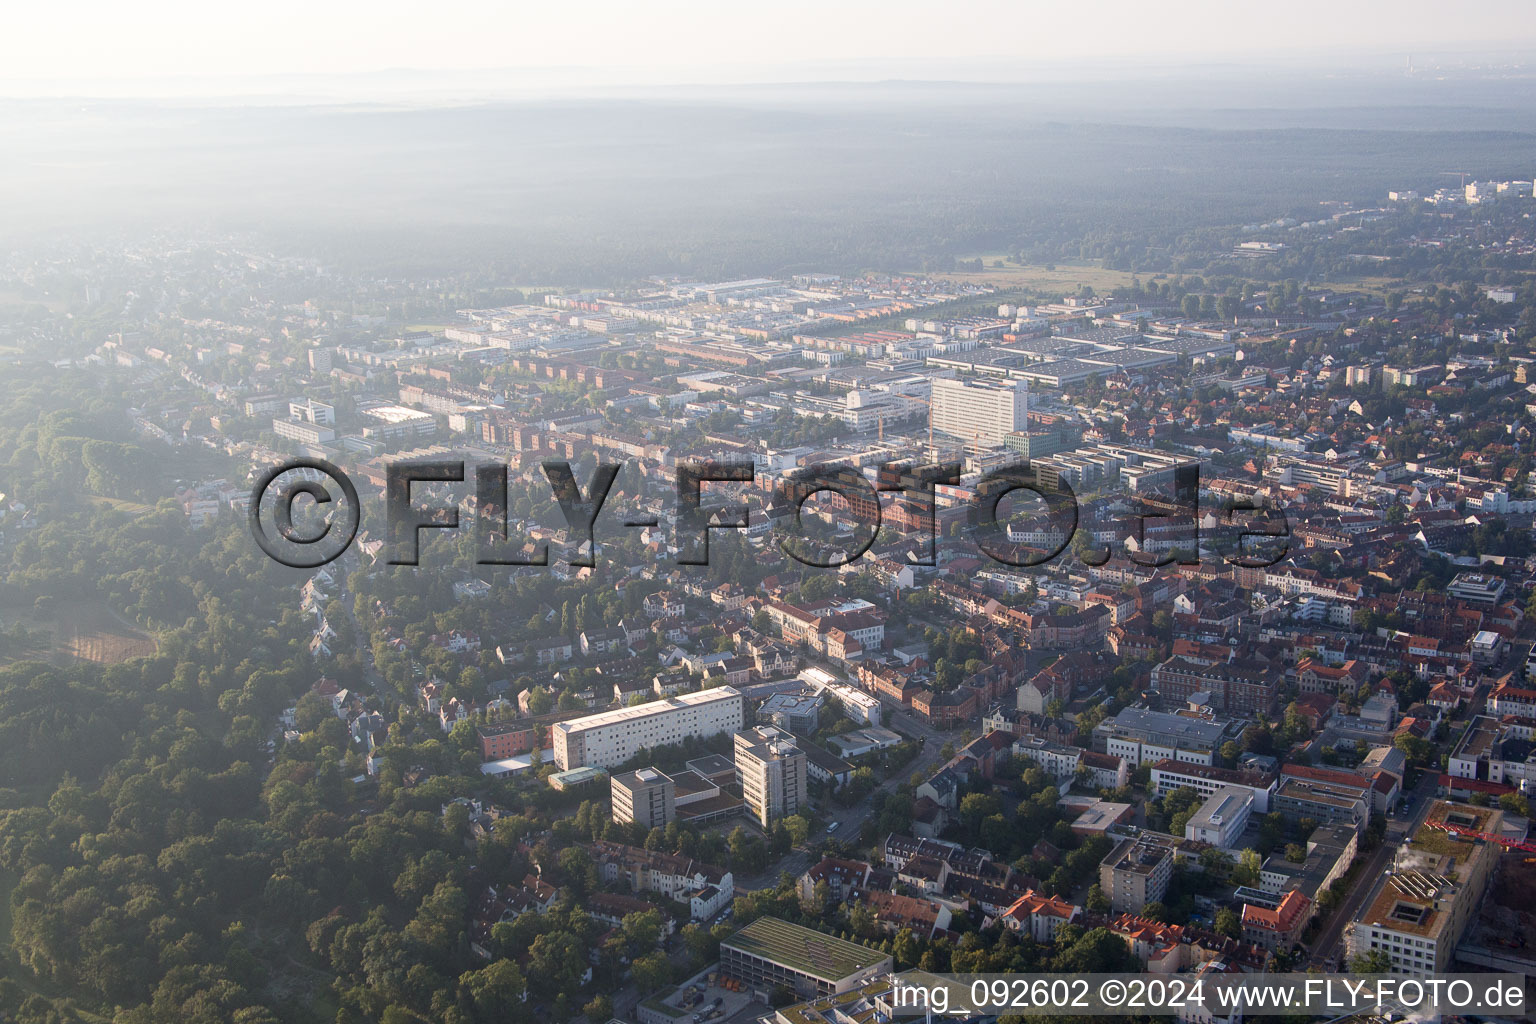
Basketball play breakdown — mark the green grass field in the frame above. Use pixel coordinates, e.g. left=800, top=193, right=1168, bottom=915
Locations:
left=0, top=868, right=15, bottom=951
left=87, top=495, right=156, bottom=517
left=0, top=288, right=67, bottom=313
left=938, top=257, right=1457, bottom=300
left=924, top=258, right=1145, bottom=297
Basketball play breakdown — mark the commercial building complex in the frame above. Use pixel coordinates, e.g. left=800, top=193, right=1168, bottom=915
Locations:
left=1346, top=803, right=1503, bottom=976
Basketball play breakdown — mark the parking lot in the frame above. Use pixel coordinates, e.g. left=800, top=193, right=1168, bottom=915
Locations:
left=656, top=968, right=762, bottom=1024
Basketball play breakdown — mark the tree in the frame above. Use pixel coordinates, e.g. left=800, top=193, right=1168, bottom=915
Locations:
left=621, top=909, right=664, bottom=957
left=891, top=927, right=921, bottom=968
left=1213, top=907, right=1241, bottom=939
left=529, top=931, right=586, bottom=997
left=1232, top=848, right=1262, bottom=886
left=785, top=814, right=811, bottom=847
left=631, top=952, right=671, bottom=994
left=1349, top=949, right=1393, bottom=973
left=959, top=792, right=1001, bottom=831
left=682, top=922, right=718, bottom=964
left=1051, top=926, right=1140, bottom=973
left=1085, top=883, right=1110, bottom=914
left=459, top=960, right=527, bottom=1022
left=1395, top=732, right=1431, bottom=767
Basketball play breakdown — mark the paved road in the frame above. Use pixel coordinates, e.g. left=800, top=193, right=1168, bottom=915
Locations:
left=1308, top=769, right=1439, bottom=968
left=738, top=690, right=952, bottom=890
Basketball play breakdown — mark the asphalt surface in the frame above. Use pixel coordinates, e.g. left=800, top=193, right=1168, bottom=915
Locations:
left=1308, top=768, right=1439, bottom=968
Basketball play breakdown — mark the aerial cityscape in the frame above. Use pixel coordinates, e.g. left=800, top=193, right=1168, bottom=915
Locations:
left=6, top=4, right=1536, bottom=1024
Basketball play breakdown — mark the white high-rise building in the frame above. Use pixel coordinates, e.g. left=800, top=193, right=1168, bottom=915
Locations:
left=930, top=376, right=1029, bottom=447
left=552, top=686, right=746, bottom=770
left=735, top=727, right=808, bottom=827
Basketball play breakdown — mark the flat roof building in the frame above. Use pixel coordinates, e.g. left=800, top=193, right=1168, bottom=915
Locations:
left=552, top=686, right=747, bottom=770
left=736, top=727, right=808, bottom=827
left=1346, top=802, right=1503, bottom=976
left=611, top=767, right=676, bottom=829
left=1149, top=759, right=1278, bottom=813
left=1093, top=706, right=1229, bottom=768
left=721, top=916, right=891, bottom=998
left=272, top=417, right=336, bottom=445
left=1184, top=787, right=1254, bottom=850
left=929, top=376, right=1028, bottom=447
left=1099, top=834, right=1175, bottom=914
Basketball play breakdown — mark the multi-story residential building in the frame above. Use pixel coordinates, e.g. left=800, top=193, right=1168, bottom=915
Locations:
left=930, top=376, right=1029, bottom=446
left=552, top=686, right=747, bottom=770
left=797, top=857, right=873, bottom=905
left=1149, top=655, right=1279, bottom=716
left=477, top=721, right=537, bottom=760
left=610, top=767, right=676, bottom=829
left=995, top=890, right=1080, bottom=942
left=735, top=727, right=808, bottom=827
left=589, top=840, right=734, bottom=921
left=1241, top=888, right=1312, bottom=952
left=1100, top=834, right=1175, bottom=914
left=1011, top=736, right=1083, bottom=781
left=1345, top=803, right=1502, bottom=976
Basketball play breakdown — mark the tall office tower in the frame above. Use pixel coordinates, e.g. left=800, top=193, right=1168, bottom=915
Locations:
left=734, top=726, right=808, bottom=827
left=930, top=376, right=1029, bottom=447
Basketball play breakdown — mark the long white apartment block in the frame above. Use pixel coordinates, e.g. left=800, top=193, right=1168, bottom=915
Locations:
left=552, top=686, right=747, bottom=770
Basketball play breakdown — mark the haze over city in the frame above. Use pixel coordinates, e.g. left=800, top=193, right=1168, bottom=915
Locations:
left=2, top=4, right=1536, bottom=1024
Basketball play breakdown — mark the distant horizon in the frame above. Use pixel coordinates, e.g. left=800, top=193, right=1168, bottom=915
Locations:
left=7, top=0, right=1536, bottom=101
left=6, top=49, right=1536, bottom=105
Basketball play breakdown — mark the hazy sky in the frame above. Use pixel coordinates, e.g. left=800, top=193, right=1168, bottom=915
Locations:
left=6, top=0, right=1536, bottom=92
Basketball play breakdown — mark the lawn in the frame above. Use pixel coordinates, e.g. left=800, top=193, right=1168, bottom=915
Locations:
left=0, top=868, right=13, bottom=951
left=86, top=494, right=156, bottom=517
left=0, top=288, right=67, bottom=313
left=0, top=598, right=157, bottom=668
left=923, top=258, right=1144, bottom=298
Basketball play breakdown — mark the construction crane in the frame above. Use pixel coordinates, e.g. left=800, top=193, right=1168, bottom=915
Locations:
left=1423, top=818, right=1536, bottom=853
left=1440, top=171, right=1471, bottom=188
